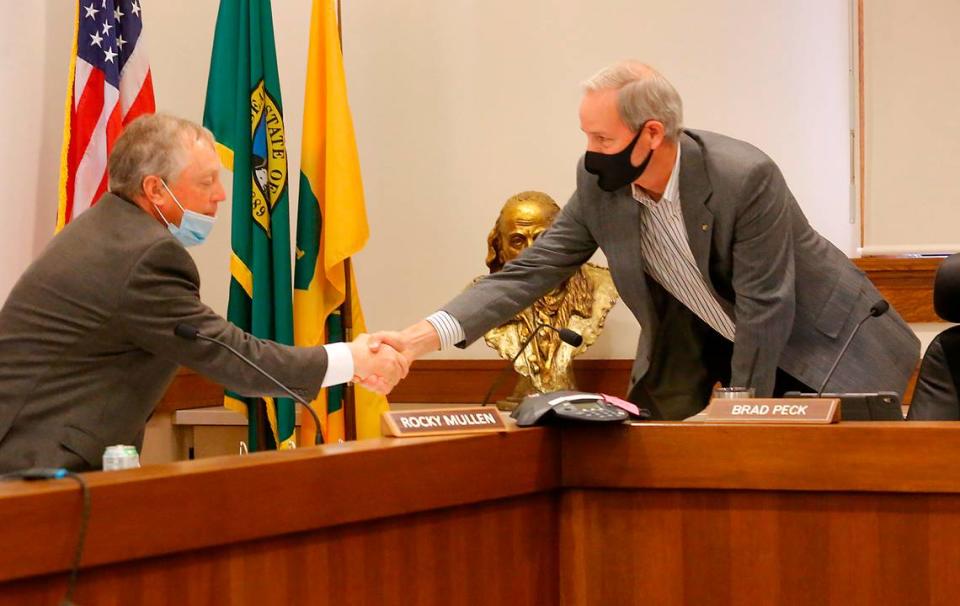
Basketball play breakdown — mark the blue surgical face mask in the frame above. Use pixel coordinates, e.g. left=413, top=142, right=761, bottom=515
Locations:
left=155, top=179, right=216, bottom=247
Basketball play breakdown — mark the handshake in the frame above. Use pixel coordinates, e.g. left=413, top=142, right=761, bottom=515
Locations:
left=344, top=321, right=442, bottom=395
left=346, top=331, right=413, bottom=395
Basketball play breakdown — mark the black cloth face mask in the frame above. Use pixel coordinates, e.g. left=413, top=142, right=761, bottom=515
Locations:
left=584, top=120, right=654, bottom=192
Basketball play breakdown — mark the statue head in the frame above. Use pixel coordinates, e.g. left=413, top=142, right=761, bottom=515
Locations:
left=486, top=191, right=561, bottom=273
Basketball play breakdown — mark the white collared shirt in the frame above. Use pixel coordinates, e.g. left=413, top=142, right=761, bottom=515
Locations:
left=321, top=342, right=355, bottom=387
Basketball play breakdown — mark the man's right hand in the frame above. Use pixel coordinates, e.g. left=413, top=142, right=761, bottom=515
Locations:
left=351, top=321, right=443, bottom=393
left=348, top=334, right=410, bottom=394
left=367, top=320, right=441, bottom=365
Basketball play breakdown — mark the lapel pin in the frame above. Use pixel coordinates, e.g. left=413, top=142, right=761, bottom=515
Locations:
left=701, top=223, right=709, bottom=231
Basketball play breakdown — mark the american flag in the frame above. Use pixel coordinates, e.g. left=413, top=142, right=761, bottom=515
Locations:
left=58, top=0, right=155, bottom=230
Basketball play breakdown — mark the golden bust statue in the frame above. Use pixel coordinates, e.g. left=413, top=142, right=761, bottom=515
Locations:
left=481, top=191, right=619, bottom=410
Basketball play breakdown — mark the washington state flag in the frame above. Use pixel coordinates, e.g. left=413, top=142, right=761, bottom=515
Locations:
left=203, top=0, right=296, bottom=450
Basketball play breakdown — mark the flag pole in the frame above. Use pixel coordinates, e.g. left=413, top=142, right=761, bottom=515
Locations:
left=337, top=0, right=343, bottom=47
left=343, top=260, right=357, bottom=441
left=336, top=0, right=358, bottom=441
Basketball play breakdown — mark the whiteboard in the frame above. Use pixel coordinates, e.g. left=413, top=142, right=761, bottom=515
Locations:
left=861, top=0, right=960, bottom=255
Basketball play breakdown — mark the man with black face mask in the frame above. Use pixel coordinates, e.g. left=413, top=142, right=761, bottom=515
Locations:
left=380, top=60, right=919, bottom=419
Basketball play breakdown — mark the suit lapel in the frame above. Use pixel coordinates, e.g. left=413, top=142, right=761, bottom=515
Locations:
left=678, top=132, right=714, bottom=281
left=603, top=188, right=643, bottom=274
left=604, top=186, right=658, bottom=374
left=598, top=186, right=652, bottom=321
left=608, top=188, right=644, bottom=272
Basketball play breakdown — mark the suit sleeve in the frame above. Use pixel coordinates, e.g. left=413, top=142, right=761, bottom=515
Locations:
left=907, top=337, right=960, bottom=420
left=442, top=188, right=599, bottom=346
left=116, top=238, right=328, bottom=401
left=729, top=158, right=797, bottom=396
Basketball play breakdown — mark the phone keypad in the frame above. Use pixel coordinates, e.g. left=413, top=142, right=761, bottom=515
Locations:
left=556, top=402, right=628, bottom=422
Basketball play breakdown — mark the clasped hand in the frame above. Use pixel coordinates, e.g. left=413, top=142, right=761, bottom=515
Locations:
left=348, top=333, right=411, bottom=394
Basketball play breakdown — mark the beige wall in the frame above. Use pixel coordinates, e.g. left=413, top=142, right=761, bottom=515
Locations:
left=0, top=3, right=72, bottom=300
left=5, top=0, right=940, bottom=357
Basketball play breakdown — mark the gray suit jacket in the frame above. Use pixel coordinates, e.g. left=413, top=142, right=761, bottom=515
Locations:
left=443, top=130, right=919, bottom=409
left=0, top=194, right=327, bottom=472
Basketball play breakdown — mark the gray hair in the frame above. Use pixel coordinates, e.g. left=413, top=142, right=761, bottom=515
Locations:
left=108, top=113, right=216, bottom=200
left=581, top=61, right=684, bottom=140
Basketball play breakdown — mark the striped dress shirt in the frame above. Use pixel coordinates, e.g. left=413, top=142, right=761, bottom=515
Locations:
left=427, top=146, right=737, bottom=348
left=426, top=309, right=467, bottom=350
left=633, top=146, right=735, bottom=341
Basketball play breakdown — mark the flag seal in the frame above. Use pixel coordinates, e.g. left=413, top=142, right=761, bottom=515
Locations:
left=250, top=80, right=287, bottom=235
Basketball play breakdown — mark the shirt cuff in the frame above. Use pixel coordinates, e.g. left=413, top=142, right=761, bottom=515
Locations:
left=321, top=342, right=355, bottom=387
left=425, top=311, right=466, bottom=350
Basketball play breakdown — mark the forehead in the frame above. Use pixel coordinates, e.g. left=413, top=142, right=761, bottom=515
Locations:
left=500, top=203, right=556, bottom=230
left=181, top=138, right=220, bottom=171
left=579, top=88, right=626, bottom=132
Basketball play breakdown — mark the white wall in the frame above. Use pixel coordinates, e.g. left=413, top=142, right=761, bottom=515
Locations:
left=0, top=3, right=72, bottom=299
left=5, top=0, right=900, bottom=359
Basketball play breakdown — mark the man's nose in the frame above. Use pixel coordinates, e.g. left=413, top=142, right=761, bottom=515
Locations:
left=212, top=181, right=227, bottom=203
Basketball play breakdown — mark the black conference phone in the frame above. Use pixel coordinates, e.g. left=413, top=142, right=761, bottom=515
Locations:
left=511, top=391, right=631, bottom=427
left=783, top=391, right=904, bottom=421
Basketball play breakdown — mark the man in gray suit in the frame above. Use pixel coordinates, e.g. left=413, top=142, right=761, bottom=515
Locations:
left=390, top=61, right=919, bottom=419
left=0, top=114, right=407, bottom=472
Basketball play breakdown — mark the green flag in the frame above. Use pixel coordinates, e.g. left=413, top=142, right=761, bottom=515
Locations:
left=203, top=0, right=295, bottom=450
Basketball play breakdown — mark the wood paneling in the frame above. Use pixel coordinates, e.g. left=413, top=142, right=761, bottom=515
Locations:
left=0, top=426, right=559, bottom=583
left=560, top=488, right=960, bottom=606
left=2, top=494, right=559, bottom=606
left=389, top=359, right=633, bottom=404
left=561, top=422, right=960, bottom=493
left=854, top=256, right=941, bottom=322
left=559, top=421, right=960, bottom=604
left=156, top=368, right=223, bottom=413
left=5, top=423, right=960, bottom=604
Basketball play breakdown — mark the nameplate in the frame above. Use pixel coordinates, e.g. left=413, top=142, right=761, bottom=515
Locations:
left=704, top=398, right=840, bottom=424
left=382, top=407, right=507, bottom=437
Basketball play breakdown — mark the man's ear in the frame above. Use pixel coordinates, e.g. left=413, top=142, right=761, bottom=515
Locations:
left=141, top=175, right=165, bottom=205
left=646, top=120, right=667, bottom=150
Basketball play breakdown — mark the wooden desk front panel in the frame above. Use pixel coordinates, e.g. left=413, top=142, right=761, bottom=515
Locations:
left=560, top=488, right=960, bottom=606
left=0, top=428, right=559, bottom=584
left=8, top=423, right=960, bottom=605
left=1, top=493, right=559, bottom=606
left=562, top=422, right=960, bottom=494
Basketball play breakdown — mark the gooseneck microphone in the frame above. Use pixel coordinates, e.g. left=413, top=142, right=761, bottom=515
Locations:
left=481, top=324, right=584, bottom=407
left=816, top=300, right=890, bottom=397
left=173, top=323, right=325, bottom=445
